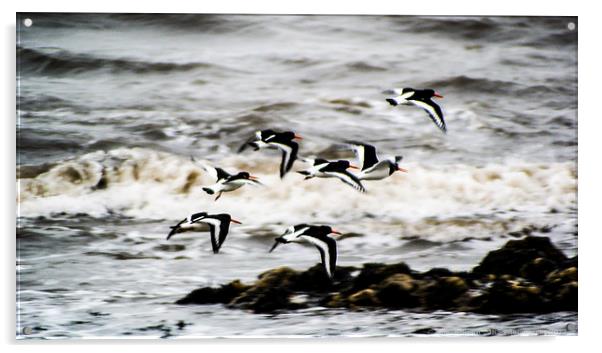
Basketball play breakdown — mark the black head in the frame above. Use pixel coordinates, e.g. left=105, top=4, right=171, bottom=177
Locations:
left=259, top=129, right=277, bottom=140
left=389, top=156, right=407, bottom=174
left=416, top=89, right=443, bottom=99
left=334, top=159, right=358, bottom=170
left=306, top=225, right=342, bottom=237
left=232, top=171, right=260, bottom=182
left=236, top=171, right=250, bottom=179
left=276, top=131, right=303, bottom=141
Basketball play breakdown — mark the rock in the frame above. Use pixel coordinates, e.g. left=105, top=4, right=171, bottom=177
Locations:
left=175, top=280, right=249, bottom=305
left=421, top=267, right=454, bottom=278
left=419, top=276, right=469, bottom=309
left=474, top=278, right=546, bottom=314
left=352, top=262, right=412, bottom=291
left=229, top=267, right=300, bottom=313
left=472, top=236, right=567, bottom=278
left=519, top=257, right=557, bottom=282
left=322, top=293, right=346, bottom=308
left=375, top=274, right=419, bottom=308
left=292, top=264, right=357, bottom=292
left=174, top=236, right=577, bottom=315
left=348, top=289, right=380, bottom=307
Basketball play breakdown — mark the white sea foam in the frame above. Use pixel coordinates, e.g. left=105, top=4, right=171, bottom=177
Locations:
left=18, top=148, right=576, bottom=231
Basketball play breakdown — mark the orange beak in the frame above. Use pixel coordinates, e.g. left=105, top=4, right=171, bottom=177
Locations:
left=433, top=92, right=444, bottom=99
left=330, top=229, right=342, bottom=235
left=230, top=219, right=242, bottom=224
left=248, top=175, right=259, bottom=181
left=348, top=165, right=359, bottom=170
left=294, top=134, right=303, bottom=140
left=397, top=167, right=408, bottom=173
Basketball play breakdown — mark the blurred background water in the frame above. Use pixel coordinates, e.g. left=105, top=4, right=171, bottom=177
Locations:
left=16, top=13, right=577, bottom=338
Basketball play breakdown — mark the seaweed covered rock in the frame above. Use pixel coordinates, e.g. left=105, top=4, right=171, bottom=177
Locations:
left=348, top=289, right=381, bottom=307
left=229, top=267, right=301, bottom=313
left=351, top=262, right=412, bottom=290
left=472, top=236, right=568, bottom=280
left=175, top=236, right=577, bottom=314
left=418, top=276, right=469, bottom=309
left=175, top=279, right=249, bottom=305
left=473, top=278, right=546, bottom=313
left=375, top=274, right=420, bottom=308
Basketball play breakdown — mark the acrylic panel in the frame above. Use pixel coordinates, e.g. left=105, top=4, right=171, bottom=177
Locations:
left=16, top=13, right=577, bottom=338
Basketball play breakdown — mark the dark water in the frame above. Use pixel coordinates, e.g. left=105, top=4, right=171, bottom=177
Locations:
left=16, top=14, right=577, bottom=338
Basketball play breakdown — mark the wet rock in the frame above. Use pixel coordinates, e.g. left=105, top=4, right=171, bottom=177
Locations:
left=229, top=267, right=302, bottom=313
left=352, top=262, right=412, bottom=291
left=375, top=274, right=420, bottom=308
left=519, top=257, right=557, bottom=282
left=473, top=278, right=546, bottom=314
left=472, top=236, right=567, bottom=279
left=175, top=280, right=249, bottom=305
left=418, top=276, right=469, bottom=309
left=175, top=236, right=576, bottom=315
left=292, top=264, right=356, bottom=292
left=348, top=289, right=381, bottom=307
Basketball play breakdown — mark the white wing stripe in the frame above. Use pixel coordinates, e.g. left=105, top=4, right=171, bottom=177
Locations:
left=411, top=100, right=444, bottom=129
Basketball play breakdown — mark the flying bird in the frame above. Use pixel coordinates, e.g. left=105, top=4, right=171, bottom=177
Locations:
left=297, top=158, right=366, bottom=192
left=344, top=141, right=407, bottom=181
left=167, top=212, right=242, bottom=254
left=385, top=88, right=446, bottom=133
left=193, top=158, right=262, bottom=201
left=269, top=224, right=340, bottom=279
left=201, top=171, right=262, bottom=201
left=238, top=129, right=302, bottom=178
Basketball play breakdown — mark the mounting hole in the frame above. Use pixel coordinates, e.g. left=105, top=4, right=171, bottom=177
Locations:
left=567, top=22, right=575, bottom=31
left=23, top=18, right=33, bottom=27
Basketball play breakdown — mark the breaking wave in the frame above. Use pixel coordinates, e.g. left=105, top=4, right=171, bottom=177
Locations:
left=18, top=148, right=577, bottom=232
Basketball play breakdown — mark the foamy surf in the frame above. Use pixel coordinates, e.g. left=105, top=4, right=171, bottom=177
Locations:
left=18, top=148, right=576, bottom=231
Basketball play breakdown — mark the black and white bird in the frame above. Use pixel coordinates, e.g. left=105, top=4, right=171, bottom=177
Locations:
left=238, top=129, right=303, bottom=178
left=345, top=141, right=407, bottom=181
left=297, top=158, right=366, bottom=193
left=201, top=171, right=262, bottom=201
left=167, top=212, right=242, bottom=254
left=385, top=88, right=446, bottom=133
left=269, top=224, right=341, bottom=279
left=195, top=161, right=262, bottom=201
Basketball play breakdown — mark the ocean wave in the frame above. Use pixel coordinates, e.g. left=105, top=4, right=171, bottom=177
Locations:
left=401, top=17, right=500, bottom=40
left=424, top=75, right=518, bottom=95
left=17, top=47, right=217, bottom=76
left=18, top=148, right=577, bottom=232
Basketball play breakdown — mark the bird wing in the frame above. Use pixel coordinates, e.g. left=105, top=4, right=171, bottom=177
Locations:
left=196, top=162, right=231, bottom=182
left=214, top=214, right=232, bottom=249
left=325, top=169, right=366, bottom=193
left=207, top=223, right=219, bottom=254
left=237, top=134, right=260, bottom=153
left=270, top=141, right=299, bottom=178
left=345, top=141, right=379, bottom=171
left=410, top=99, right=447, bottom=133
left=299, top=234, right=337, bottom=279
left=166, top=218, right=187, bottom=240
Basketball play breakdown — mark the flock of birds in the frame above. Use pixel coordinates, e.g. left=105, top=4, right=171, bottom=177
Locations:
left=167, top=88, right=446, bottom=280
